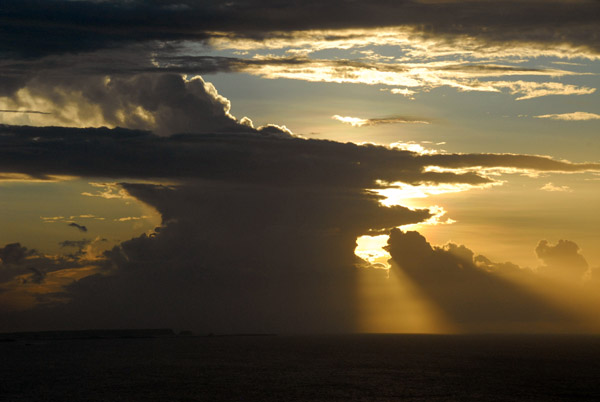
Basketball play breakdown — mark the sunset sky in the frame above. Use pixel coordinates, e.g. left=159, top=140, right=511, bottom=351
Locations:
left=0, top=0, right=599, bottom=334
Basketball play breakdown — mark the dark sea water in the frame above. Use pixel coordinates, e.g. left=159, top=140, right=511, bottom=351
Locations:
left=1, top=334, right=600, bottom=401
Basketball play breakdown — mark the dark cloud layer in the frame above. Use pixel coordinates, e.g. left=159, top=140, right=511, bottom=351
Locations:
left=2, top=0, right=599, bottom=59
left=1, top=124, right=598, bottom=188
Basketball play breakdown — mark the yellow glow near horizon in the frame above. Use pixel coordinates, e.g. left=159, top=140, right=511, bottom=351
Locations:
left=356, top=263, right=455, bottom=333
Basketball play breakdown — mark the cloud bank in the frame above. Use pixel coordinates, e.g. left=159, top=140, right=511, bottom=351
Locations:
left=2, top=0, right=599, bottom=58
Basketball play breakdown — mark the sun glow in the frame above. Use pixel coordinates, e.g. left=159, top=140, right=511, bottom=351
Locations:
left=356, top=263, right=455, bottom=333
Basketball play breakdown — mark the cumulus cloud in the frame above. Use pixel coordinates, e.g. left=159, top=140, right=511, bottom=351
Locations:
left=385, top=229, right=596, bottom=332
left=0, top=74, right=245, bottom=135
left=536, top=239, right=589, bottom=281
left=535, top=112, right=600, bottom=121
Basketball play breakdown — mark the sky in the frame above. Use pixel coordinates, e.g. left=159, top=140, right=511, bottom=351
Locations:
left=0, top=0, right=599, bottom=334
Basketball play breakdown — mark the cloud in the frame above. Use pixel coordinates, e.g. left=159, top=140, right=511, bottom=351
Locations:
left=385, top=229, right=591, bottom=332
left=60, top=240, right=91, bottom=249
left=82, top=183, right=134, bottom=200
left=535, top=112, right=600, bottom=121
left=1, top=1, right=599, bottom=59
left=332, top=115, right=429, bottom=127
left=0, top=3, right=597, bottom=110
left=535, top=239, right=589, bottom=281
left=488, top=81, right=596, bottom=100
left=540, top=182, right=572, bottom=192
left=0, top=2, right=598, bottom=333
left=115, top=216, right=148, bottom=222
left=218, top=57, right=591, bottom=100
left=41, top=216, right=65, bottom=223
left=0, top=243, right=29, bottom=266
left=0, top=240, right=107, bottom=313
left=0, top=181, right=431, bottom=332
left=0, top=73, right=244, bottom=135
left=0, top=121, right=597, bottom=331
left=0, top=109, right=51, bottom=114
left=387, top=88, right=417, bottom=98
left=68, top=223, right=88, bottom=232
left=0, top=125, right=598, bottom=191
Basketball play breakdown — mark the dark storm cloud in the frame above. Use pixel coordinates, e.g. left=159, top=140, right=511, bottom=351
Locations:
left=1, top=0, right=598, bottom=59
left=1, top=123, right=597, bottom=330
left=385, top=229, right=582, bottom=332
left=1, top=124, right=598, bottom=188
left=0, top=124, right=477, bottom=186
left=0, top=120, right=597, bottom=331
left=0, top=182, right=431, bottom=332
left=68, top=223, right=88, bottom=232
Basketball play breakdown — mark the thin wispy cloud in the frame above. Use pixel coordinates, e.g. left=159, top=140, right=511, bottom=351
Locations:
left=0, top=109, right=51, bottom=114
left=541, top=182, right=573, bottom=192
left=332, top=115, right=430, bottom=127
left=535, top=112, right=600, bottom=121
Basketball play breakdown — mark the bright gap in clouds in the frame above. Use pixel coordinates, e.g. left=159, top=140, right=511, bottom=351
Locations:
left=354, top=181, right=476, bottom=270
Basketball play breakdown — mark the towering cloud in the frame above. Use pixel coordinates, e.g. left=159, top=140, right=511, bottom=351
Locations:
left=0, top=0, right=598, bottom=333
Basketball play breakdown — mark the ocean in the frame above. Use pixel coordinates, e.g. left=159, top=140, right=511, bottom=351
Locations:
left=1, top=334, right=599, bottom=401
